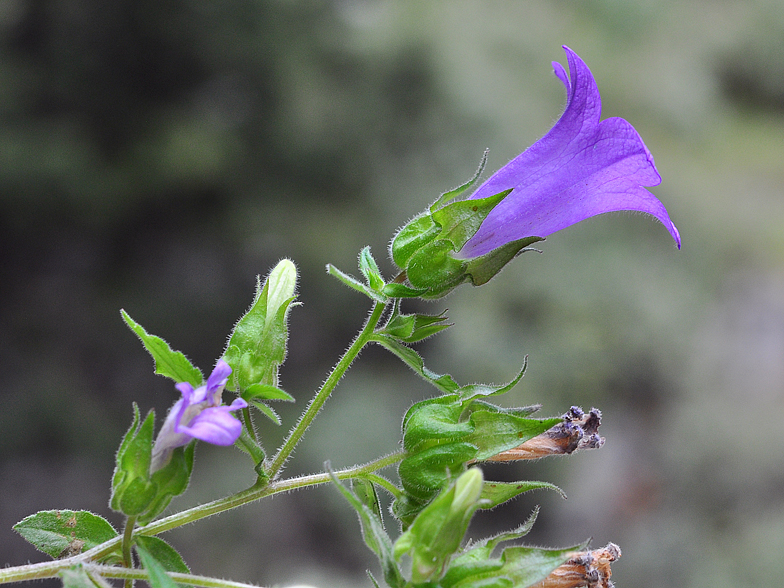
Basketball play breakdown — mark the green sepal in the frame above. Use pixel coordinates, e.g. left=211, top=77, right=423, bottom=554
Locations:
left=326, top=263, right=387, bottom=303
left=110, top=405, right=155, bottom=516
left=475, top=543, right=589, bottom=588
left=110, top=404, right=195, bottom=523
left=59, top=565, right=98, bottom=588
left=397, top=442, right=477, bottom=502
left=243, top=382, right=293, bottom=425
left=381, top=282, right=428, bottom=298
left=249, top=400, right=281, bottom=425
left=479, top=481, right=565, bottom=509
left=329, top=469, right=405, bottom=588
left=457, top=359, right=528, bottom=401
left=394, top=468, right=486, bottom=584
left=465, top=236, right=544, bottom=287
left=359, top=246, right=385, bottom=292
left=137, top=443, right=195, bottom=525
left=390, top=213, right=440, bottom=269
left=380, top=309, right=451, bottom=343
left=391, top=150, right=490, bottom=271
left=223, top=260, right=298, bottom=393
left=440, top=508, right=539, bottom=587
left=352, top=478, right=385, bottom=529
left=136, top=544, right=179, bottom=588
left=430, top=150, right=489, bottom=212
left=466, top=412, right=562, bottom=461
left=371, top=334, right=459, bottom=394
left=431, top=189, right=512, bottom=252
left=121, top=311, right=202, bottom=387
left=405, top=239, right=468, bottom=294
left=467, top=400, right=542, bottom=418
left=13, top=510, right=118, bottom=560
left=401, top=397, right=470, bottom=453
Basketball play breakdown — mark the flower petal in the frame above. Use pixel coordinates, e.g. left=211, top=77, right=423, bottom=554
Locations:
left=460, top=46, right=680, bottom=258
left=176, top=398, right=247, bottom=446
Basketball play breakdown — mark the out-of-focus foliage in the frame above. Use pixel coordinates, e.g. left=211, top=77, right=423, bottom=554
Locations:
left=1, top=2, right=783, bottom=588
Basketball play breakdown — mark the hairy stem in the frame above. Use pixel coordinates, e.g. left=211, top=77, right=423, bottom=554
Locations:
left=91, top=565, right=266, bottom=588
left=266, top=300, right=386, bottom=478
left=0, top=451, right=405, bottom=585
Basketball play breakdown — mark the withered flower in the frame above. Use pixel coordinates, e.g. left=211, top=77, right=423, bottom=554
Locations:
left=532, top=543, right=621, bottom=588
left=487, top=406, right=604, bottom=462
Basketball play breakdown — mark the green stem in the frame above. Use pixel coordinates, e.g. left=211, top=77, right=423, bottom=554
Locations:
left=135, top=450, right=404, bottom=538
left=241, top=406, right=258, bottom=444
left=267, top=300, right=386, bottom=478
left=0, top=300, right=400, bottom=586
left=361, top=473, right=403, bottom=499
left=90, top=565, right=267, bottom=588
left=121, top=515, right=136, bottom=588
left=0, top=451, right=406, bottom=585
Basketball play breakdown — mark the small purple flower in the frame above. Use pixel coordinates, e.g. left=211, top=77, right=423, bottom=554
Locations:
left=458, top=46, right=680, bottom=259
left=151, top=359, right=247, bottom=472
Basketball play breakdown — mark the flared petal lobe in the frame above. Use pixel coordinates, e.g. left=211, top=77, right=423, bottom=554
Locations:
left=460, top=46, right=680, bottom=259
left=150, top=360, right=246, bottom=472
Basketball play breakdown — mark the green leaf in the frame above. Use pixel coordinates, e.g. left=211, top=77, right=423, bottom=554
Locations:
left=59, top=565, right=98, bottom=588
left=326, top=263, right=387, bottom=303
left=371, top=334, right=459, bottom=394
left=135, top=536, right=190, bottom=574
left=121, top=311, right=203, bottom=387
left=329, top=470, right=405, bottom=588
left=136, top=545, right=179, bottom=588
left=479, top=481, right=565, bottom=509
left=14, top=510, right=118, bottom=559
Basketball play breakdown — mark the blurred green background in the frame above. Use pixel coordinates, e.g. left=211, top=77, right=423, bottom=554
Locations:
left=1, top=1, right=783, bottom=587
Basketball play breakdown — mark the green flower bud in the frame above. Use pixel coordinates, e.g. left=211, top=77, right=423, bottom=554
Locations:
left=390, top=157, right=543, bottom=299
left=394, top=468, right=485, bottom=583
left=224, top=259, right=299, bottom=392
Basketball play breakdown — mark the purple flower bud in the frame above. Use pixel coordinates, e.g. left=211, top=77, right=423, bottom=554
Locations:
left=151, top=359, right=247, bottom=472
left=459, top=46, right=680, bottom=259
